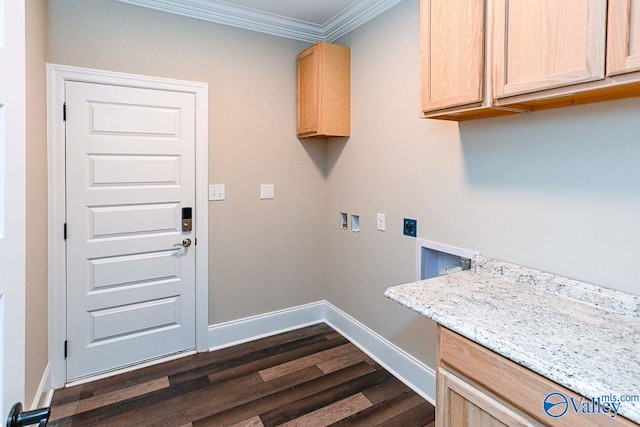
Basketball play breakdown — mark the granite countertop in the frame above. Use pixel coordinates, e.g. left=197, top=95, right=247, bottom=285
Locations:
left=384, top=256, right=640, bottom=424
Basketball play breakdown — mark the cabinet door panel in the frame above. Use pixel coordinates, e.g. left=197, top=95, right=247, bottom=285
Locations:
left=437, top=368, right=539, bottom=427
left=421, top=0, right=485, bottom=112
left=450, top=390, right=510, bottom=427
left=297, top=46, right=318, bottom=136
left=493, top=0, right=606, bottom=98
left=608, top=0, right=640, bottom=75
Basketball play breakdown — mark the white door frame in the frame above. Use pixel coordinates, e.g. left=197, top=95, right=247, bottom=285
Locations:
left=0, top=0, right=26, bottom=417
left=47, top=64, right=209, bottom=388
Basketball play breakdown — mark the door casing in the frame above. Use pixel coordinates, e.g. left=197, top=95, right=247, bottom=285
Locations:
left=47, top=64, right=209, bottom=388
left=0, top=0, right=26, bottom=417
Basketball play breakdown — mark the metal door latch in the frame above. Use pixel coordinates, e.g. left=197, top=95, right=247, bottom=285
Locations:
left=174, top=238, right=192, bottom=248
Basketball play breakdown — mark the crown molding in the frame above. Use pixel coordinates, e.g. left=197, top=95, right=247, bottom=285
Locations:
left=323, top=0, right=403, bottom=42
left=113, top=0, right=403, bottom=43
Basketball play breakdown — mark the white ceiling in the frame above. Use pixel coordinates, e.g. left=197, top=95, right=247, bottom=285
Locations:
left=114, top=0, right=404, bottom=42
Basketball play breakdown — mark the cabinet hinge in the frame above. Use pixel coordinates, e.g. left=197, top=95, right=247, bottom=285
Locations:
left=63, top=102, right=66, bottom=121
left=63, top=223, right=67, bottom=240
left=64, top=340, right=68, bottom=358
left=194, top=238, right=197, bottom=246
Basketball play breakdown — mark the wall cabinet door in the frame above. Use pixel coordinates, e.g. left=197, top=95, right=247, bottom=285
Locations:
left=421, top=0, right=485, bottom=113
left=297, top=42, right=350, bottom=138
left=493, top=0, right=607, bottom=99
left=608, top=0, right=640, bottom=76
left=297, top=45, right=319, bottom=136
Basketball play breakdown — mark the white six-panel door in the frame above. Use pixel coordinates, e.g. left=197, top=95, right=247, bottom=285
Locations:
left=65, top=81, right=197, bottom=380
left=0, top=0, right=26, bottom=418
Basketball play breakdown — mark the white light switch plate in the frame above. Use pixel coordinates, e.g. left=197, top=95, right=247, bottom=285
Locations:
left=209, top=184, right=225, bottom=201
left=260, top=184, right=275, bottom=199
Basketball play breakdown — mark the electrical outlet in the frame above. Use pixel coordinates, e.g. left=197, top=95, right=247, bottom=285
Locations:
left=403, top=218, right=417, bottom=237
left=377, top=213, right=386, bottom=231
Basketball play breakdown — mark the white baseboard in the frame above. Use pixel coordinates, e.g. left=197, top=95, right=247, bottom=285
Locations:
left=31, top=363, right=54, bottom=409
left=322, top=302, right=436, bottom=404
left=208, top=301, right=325, bottom=350
left=207, top=300, right=436, bottom=404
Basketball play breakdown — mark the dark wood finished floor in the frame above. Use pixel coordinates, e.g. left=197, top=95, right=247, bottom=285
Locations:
left=49, top=323, right=435, bottom=426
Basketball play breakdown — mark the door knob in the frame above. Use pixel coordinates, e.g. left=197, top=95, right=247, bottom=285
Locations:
left=6, top=402, right=50, bottom=427
left=174, top=238, right=192, bottom=248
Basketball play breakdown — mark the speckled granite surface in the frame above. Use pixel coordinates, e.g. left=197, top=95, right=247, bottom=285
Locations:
left=385, top=256, right=640, bottom=424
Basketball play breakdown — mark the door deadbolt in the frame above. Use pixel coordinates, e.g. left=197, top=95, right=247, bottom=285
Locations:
left=182, top=207, right=193, bottom=232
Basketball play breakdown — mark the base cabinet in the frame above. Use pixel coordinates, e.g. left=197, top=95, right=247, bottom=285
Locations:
left=437, top=326, right=637, bottom=427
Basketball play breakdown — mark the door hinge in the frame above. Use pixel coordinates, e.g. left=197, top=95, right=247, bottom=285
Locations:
left=64, top=340, right=68, bottom=358
left=63, top=223, right=67, bottom=240
left=63, top=102, right=66, bottom=121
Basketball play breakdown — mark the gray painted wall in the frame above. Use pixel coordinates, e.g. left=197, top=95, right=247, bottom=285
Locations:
left=47, top=0, right=327, bottom=324
left=328, top=0, right=640, bottom=367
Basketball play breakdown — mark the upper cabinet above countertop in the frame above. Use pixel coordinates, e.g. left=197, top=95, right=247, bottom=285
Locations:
left=608, top=0, right=640, bottom=76
left=420, top=0, right=486, bottom=113
left=421, top=0, right=640, bottom=121
left=493, top=0, right=606, bottom=98
left=297, top=42, right=350, bottom=138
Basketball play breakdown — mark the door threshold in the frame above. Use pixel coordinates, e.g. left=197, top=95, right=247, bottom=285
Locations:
left=65, top=349, right=196, bottom=388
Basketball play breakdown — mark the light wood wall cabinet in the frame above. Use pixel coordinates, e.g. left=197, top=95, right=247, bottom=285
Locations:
left=421, top=0, right=485, bottom=112
left=493, top=0, right=606, bottom=99
left=421, top=0, right=640, bottom=121
left=297, top=42, right=350, bottom=138
left=607, top=0, right=640, bottom=76
left=437, top=326, right=637, bottom=427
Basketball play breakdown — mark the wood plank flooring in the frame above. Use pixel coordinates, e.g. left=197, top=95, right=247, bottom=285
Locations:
left=49, top=323, right=435, bottom=426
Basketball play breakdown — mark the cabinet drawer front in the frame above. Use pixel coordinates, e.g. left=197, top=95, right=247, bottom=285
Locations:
left=493, top=0, right=606, bottom=98
left=608, top=0, right=640, bottom=76
left=439, top=327, right=636, bottom=427
left=421, top=0, right=485, bottom=112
